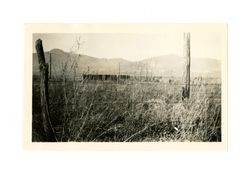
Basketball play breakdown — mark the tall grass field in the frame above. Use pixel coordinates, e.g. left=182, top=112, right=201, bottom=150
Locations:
left=32, top=76, right=221, bottom=142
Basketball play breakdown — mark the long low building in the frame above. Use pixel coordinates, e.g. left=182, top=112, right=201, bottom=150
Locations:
left=82, top=74, right=163, bottom=82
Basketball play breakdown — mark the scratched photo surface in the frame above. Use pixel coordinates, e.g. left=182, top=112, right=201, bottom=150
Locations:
left=32, top=31, right=223, bottom=142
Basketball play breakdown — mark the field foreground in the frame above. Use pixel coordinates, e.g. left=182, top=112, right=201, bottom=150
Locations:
left=32, top=78, right=221, bottom=142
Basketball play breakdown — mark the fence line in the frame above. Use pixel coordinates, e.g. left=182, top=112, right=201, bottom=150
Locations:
left=33, top=80, right=221, bottom=86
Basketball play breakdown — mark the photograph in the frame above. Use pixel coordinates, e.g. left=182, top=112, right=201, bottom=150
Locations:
left=2, top=0, right=250, bottom=172
left=25, top=24, right=227, bottom=148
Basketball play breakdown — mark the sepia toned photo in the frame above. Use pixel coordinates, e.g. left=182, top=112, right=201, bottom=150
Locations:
left=24, top=24, right=227, bottom=149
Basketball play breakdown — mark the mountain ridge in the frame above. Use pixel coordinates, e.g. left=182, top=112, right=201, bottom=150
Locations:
left=33, top=48, right=221, bottom=78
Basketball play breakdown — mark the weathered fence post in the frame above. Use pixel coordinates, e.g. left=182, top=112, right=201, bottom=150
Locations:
left=49, top=52, right=52, bottom=79
left=117, top=62, right=120, bottom=83
left=35, top=39, right=57, bottom=142
left=183, top=32, right=191, bottom=100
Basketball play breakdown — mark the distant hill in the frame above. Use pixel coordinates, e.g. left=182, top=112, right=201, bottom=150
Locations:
left=141, top=54, right=220, bottom=77
left=33, top=48, right=221, bottom=78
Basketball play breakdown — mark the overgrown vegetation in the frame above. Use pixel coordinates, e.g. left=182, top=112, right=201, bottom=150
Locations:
left=32, top=77, right=221, bottom=142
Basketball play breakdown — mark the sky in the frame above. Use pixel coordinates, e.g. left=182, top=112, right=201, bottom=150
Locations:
left=33, top=32, right=222, bottom=61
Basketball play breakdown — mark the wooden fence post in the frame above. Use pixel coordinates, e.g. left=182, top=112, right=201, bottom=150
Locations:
left=117, top=62, right=120, bottom=83
left=183, top=32, right=191, bottom=100
left=35, top=39, right=57, bottom=142
left=49, top=52, right=52, bottom=79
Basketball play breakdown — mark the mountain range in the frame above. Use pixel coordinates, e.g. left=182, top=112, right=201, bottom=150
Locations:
left=33, top=48, right=221, bottom=78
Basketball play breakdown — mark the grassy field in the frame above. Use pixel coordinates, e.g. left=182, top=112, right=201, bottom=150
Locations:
left=32, top=76, right=221, bottom=142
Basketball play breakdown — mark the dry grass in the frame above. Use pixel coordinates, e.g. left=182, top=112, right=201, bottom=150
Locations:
left=32, top=77, right=221, bottom=142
